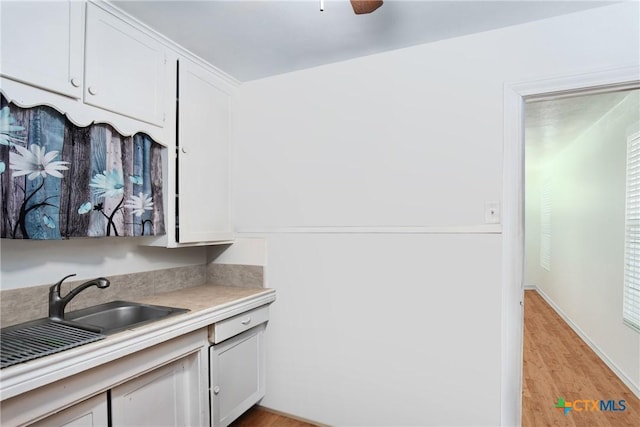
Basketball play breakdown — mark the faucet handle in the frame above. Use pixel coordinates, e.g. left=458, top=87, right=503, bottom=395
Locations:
left=50, top=274, right=77, bottom=292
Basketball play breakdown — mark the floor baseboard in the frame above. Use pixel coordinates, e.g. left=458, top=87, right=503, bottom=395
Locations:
left=532, top=288, right=640, bottom=399
left=257, top=405, right=328, bottom=427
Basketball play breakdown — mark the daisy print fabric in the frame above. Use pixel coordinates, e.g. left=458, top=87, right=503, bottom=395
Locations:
left=0, top=95, right=165, bottom=239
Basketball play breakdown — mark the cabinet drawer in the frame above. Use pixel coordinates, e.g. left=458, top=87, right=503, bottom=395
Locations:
left=210, top=305, right=269, bottom=344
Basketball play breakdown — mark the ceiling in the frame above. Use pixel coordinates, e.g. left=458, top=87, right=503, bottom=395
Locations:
left=525, top=89, right=639, bottom=169
left=112, top=0, right=613, bottom=82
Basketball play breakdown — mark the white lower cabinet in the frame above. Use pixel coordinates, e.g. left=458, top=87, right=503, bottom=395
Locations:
left=209, top=324, right=266, bottom=427
left=1, top=331, right=205, bottom=427
left=30, top=393, right=108, bottom=427
left=1, top=307, right=271, bottom=427
left=111, top=352, right=201, bottom=427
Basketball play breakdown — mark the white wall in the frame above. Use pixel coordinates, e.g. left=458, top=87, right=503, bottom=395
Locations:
left=524, top=165, right=542, bottom=289
left=0, top=238, right=206, bottom=289
left=525, top=91, right=640, bottom=395
left=206, top=237, right=267, bottom=266
left=233, top=3, right=639, bottom=426
left=263, top=233, right=502, bottom=426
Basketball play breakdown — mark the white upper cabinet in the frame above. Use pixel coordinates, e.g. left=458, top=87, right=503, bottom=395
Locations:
left=84, top=3, right=166, bottom=126
left=1, top=1, right=169, bottom=142
left=0, top=0, right=84, bottom=99
left=177, top=58, right=233, bottom=244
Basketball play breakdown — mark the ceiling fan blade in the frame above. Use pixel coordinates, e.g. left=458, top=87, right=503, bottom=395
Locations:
left=350, top=0, right=383, bottom=15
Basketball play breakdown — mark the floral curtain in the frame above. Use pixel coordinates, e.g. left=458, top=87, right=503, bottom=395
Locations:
left=0, top=94, right=165, bottom=239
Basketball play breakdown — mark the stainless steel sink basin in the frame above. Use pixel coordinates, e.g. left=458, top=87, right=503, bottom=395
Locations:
left=66, top=301, right=189, bottom=335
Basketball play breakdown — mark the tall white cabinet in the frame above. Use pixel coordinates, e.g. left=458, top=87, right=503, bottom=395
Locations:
left=175, top=58, right=234, bottom=244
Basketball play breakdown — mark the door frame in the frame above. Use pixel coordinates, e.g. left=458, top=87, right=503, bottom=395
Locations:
left=501, top=64, right=639, bottom=427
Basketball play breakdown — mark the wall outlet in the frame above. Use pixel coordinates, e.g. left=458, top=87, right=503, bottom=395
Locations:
left=485, top=201, right=501, bottom=224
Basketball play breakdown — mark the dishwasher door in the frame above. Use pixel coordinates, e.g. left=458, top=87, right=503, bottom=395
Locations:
left=208, top=324, right=266, bottom=427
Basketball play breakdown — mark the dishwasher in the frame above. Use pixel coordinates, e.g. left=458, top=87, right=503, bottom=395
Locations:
left=207, top=305, right=269, bottom=427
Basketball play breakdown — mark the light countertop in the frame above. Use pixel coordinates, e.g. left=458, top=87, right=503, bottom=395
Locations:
left=133, top=284, right=272, bottom=312
left=0, top=284, right=276, bottom=400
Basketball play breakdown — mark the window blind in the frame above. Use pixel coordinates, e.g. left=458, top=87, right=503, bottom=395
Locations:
left=624, top=132, right=640, bottom=333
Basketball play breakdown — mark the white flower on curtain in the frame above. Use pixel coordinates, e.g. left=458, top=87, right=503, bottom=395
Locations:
left=124, top=192, right=154, bottom=217
left=90, top=169, right=125, bottom=198
left=9, top=144, right=69, bottom=180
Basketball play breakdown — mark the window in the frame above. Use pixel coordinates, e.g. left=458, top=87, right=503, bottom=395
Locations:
left=624, top=131, right=640, bottom=333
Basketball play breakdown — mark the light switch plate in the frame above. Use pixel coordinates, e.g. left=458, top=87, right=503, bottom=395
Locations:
left=485, top=201, right=501, bottom=224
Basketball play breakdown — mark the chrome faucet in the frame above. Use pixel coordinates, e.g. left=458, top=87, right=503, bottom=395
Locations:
left=49, top=274, right=110, bottom=320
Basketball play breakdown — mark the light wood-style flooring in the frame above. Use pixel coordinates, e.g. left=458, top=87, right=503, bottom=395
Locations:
left=523, top=290, right=640, bottom=426
left=230, top=406, right=318, bottom=427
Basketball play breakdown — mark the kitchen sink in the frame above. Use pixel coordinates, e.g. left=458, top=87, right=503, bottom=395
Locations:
left=66, top=301, right=189, bottom=335
left=0, top=301, right=189, bottom=368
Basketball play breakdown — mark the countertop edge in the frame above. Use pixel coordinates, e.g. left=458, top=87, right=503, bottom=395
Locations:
left=0, top=288, right=276, bottom=400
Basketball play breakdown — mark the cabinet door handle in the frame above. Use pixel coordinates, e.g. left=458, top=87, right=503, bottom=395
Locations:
left=88, top=86, right=98, bottom=95
left=240, top=317, right=251, bottom=325
left=70, top=78, right=81, bottom=88
left=213, top=386, right=220, bottom=395
left=181, top=147, right=187, bottom=154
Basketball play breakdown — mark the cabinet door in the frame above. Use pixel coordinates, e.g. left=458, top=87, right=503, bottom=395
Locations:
left=0, top=0, right=84, bottom=98
left=177, top=59, right=233, bottom=243
left=110, top=354, right=202, bottom=427
left=29, top=393, right=108, bottom=427
left=210, top=325, right=266, bottom=427
left=84, top=3, right=166, bottom=126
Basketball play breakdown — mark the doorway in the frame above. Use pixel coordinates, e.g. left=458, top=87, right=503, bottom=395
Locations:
left=500, top=66, right=639, bottom=426
left=521, top=88, right=640, bottom=425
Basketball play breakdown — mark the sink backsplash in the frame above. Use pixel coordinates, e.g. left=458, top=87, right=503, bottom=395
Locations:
left=206, top=263, right=264, bottom=289
left=0, top=263, right=264, bottom=328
